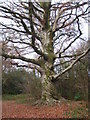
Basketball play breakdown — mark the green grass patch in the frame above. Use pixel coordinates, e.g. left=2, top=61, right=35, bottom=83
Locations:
left=63, top=101, right=88, bottom=118
left=3, top=94, right=18, bottom=101
left=2, top=94, right=37, bottom=105
left=69, top=106, right=87, bottom=118
left=3, top=94, right=28, bottom=101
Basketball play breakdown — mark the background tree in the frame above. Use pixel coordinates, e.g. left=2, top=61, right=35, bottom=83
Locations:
left=0, top=0, right=89, bottom=104
left=2, top=69, right=25, bottom=95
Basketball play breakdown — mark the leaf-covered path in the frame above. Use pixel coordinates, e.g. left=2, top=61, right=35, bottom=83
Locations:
left=2, top=100, right=88, bottom=118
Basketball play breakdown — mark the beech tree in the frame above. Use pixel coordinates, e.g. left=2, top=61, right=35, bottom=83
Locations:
left=0, top=0, right=90, bottom=104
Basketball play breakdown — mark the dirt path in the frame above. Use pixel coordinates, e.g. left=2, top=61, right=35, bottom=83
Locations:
left=2, top=100, right=88, bottom=118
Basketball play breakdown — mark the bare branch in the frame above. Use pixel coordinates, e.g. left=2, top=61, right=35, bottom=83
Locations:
left=59, top=16, right=82, bottom=55
left=52, top=47, right=90, bottom=82
left=11, top=62, right=44, bottom=74
left=52, top=2, right=88, bottom=32
left=1, top=52, right=40, bottom=66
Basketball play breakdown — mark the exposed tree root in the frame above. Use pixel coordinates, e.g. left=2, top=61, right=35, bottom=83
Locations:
left=32, top=97, right=66, bottom=106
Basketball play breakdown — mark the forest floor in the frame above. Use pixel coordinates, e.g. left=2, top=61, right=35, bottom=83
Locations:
left=2, top=95, right=88, bottom=119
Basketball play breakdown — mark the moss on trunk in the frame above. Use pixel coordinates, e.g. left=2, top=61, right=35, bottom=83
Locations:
left=41, top=71, right=60, bottom=104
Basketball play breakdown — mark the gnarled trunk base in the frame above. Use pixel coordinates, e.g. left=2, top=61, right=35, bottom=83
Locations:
left=39, top=74, right=64, bottom=105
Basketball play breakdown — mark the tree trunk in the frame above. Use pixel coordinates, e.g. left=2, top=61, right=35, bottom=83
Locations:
left=39, top=29, right=60, bottom=104
left=41, top=67, right=60, bottom=104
